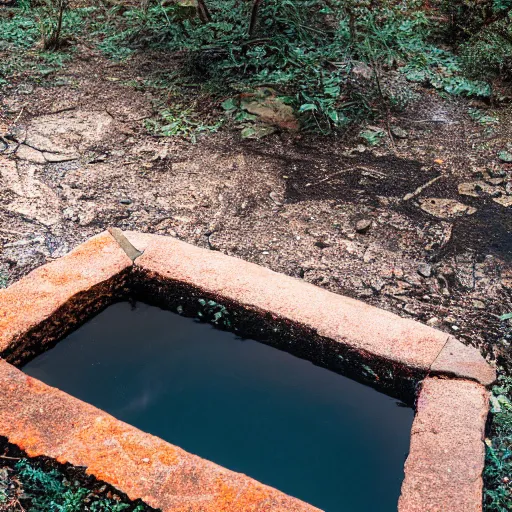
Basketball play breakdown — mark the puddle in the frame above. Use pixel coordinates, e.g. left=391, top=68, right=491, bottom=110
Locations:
left=23, top=302, right=413, bottom=512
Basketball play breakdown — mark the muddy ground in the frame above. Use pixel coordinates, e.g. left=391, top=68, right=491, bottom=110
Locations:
left=1, top=46, right=511, bottom=369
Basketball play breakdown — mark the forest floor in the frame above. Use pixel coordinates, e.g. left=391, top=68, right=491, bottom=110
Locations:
left=1, top=10, right=512, bottom=510
left=1, top=44, right=511, bottom=361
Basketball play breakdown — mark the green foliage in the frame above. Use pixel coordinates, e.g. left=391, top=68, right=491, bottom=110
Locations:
left=0, top=6, right=92, bottom=85
left=197, top=298, right=232, bottom=328
left=144, top=103, right=223, bottom=142
left=360, top=127, right=385, bottom=146
left=91, top=0, right=493, bottom=133
left=460, top=16, right=512, bottom=80
left=484, top=371, right=512, bottom=511
left=468, top=108, right=499, bottom=125
left=402, top=47, right=491, bottom=97
left=8, top=459, right=146, bottom=511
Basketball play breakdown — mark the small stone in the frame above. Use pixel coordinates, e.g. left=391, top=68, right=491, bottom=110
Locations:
left=498, top=150, right=512, bottom=163
left=426, top=317, right=440, bottom=327
left=391, top=126, right=408, bottom=139
left=141, top=458, right=150, bottom=463
left=119, top=198, right=132, bottom=205
left=487, top=177, right=505, bottom=186
left=355, top=218, right=372, bottom=234
left=472, top=300, right=485, bottom=309
left=419, top=198, right=477, bottom=219
left=269, top=191, right=283, bottom=206
left=451, top=325, right=460, bottom=331
left=351, top=62, right=373, bottom=80
left=417, top=263, right=432, bottom=278
left=493, top=195, right=512, bottom=208
left=262, top=251, right=269, bottom=255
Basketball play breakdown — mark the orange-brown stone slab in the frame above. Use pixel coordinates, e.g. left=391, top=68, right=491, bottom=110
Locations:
left=0, top=359, right=320, bottom=512
left=431, top=336, right=496, bottom=387
left=132, top=234, right=460, bottom=375
left=0, top=231, right=132, bottom=361
left=398, top=377, right=488, bottom=512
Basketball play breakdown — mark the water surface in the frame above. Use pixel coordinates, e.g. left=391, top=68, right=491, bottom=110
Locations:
left=24, top=301, right=413, bottom=511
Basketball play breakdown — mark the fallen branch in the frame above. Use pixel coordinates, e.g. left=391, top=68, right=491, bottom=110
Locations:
left=403, top=175, right=443, bottom=201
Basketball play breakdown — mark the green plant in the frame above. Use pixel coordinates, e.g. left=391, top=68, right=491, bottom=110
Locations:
left=144, top=103, right=223, bottom=142
left=360, top=127, right=385, bottom=146
left=197, top=298, right=232, bottom=328
left=468, top=108, right=499, bottom=125
left=484, top=372, right=512, bottom=511
left=91, top=0, right=496, bottom=134
left=5, top=459, right=147, bottom=511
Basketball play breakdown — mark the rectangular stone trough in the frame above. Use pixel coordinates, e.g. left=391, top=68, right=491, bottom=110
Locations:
left=0, top=230, right=495, bottom=511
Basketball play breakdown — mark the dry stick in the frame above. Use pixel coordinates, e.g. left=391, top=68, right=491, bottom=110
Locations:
left=197, top=0, right=212, bottom=23
left=0, top=455, right=20, bottom=460
left=305, top=165, right=384, bottom=187
left=402, top=175, right=443, bottom=201
left=371, top=59, right=396, bottom=151
left=248, top=0, right=264, bottom=37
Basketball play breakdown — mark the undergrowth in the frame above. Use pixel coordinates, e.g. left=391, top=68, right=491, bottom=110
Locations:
left=93, top=0, right=492, bottom=133
left=0, top=458, right=147, bottom=511
left=0, top=4, right=94, bottom=86
left=484, top=316, right=512, bottom=511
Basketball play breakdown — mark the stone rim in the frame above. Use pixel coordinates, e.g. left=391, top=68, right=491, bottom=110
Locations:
left=0, top=230, right=494, bottom=512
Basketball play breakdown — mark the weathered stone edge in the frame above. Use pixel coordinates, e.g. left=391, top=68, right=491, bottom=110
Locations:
left=398, top=377, right=489, bottom=512
left=126, top=231, right=495, bottom=387
left=0, top=230, right=495, bottom=512
left=0, top=231, right=132, bottom=364
left=0, top=359, right=319, bottom=512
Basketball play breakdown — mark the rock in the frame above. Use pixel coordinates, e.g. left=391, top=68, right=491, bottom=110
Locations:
left=493, top=195, right=512, bottom=208
left=351, top=62, right=373, bottom=80
left=487, top=177, right=505, bottom=186
left=355, top=218, right=372, bottom=234
left=458, top=181, right=494, bottom=198
left=391, top=126, right=408, bottom=139
left=419, top=198, right=477, bottom=219
left=269, top=191, right=283, bottom=205
left=241, top=124, right=277, bottom=139
left=498, top=150, right=512, bottom=163
left=426, top=317, right=440, bottom=327
left=17, top=83, right=34, bottom=95
left=417, top=263, right=432, bottom=278
left=241, top=88, right=299, bottom=131
left=16, top=145, right=46, bottom=164
left=119, top=198, right=132, bottom=205
left=43, top=152, right=78, bottom=163
left=472, top=300, right=485, bottom=309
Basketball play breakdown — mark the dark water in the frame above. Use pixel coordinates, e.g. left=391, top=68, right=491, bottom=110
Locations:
left=23, top=302, right=413, bottom=511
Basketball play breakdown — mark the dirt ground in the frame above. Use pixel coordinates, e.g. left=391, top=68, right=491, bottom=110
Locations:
left=1, top=45, right=511, bottom=368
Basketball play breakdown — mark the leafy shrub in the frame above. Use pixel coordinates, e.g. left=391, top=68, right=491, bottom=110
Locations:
left=460, top=16, right=512, bottom=80
left=2, top=459, right=147, bottom=511
left=93, top=0, right=492, bottom=133
left=484, top=372, right=512, bottom=511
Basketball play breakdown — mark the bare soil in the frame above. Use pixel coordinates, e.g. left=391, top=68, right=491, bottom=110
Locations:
left=1, top=44, right=511, bottom=370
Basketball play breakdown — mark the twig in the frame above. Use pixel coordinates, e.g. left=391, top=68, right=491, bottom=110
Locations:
left=402, top=175, right=443, bottom=201
left=305, top=165, right=390, bottom=188
left=0, top=227, right=26, bottom=236
left=0, top=455, right=20, bottom=460
left=305, top=168, right=355, bottom=187
left=11, top=107, right=24, bottom=126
